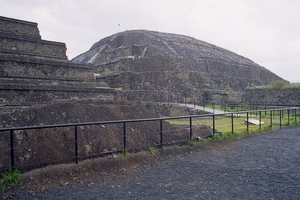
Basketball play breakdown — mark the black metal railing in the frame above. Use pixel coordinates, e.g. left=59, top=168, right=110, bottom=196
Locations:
left=0, top=106, right=299, bottom=172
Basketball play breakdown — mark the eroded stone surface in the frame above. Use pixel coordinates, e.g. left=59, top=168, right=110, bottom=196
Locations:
left=72, top=30, right=285, bottom=103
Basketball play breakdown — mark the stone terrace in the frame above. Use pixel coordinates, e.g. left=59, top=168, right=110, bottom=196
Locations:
left=0, top=16, right=115, bottom=108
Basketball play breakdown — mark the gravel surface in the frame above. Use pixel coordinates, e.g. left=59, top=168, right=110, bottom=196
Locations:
left=6, top=127, right=300, bottom=199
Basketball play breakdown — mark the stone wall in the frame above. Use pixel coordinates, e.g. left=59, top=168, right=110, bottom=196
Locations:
left=0, top=16, right=115, bottom=109
left=0, top=34, right=67, bottom=59
left=0, top=86, right=115, bottom=106
left=0, top=16, right=40, bottom=38
left=122, top=90, right=176, bottom=102
left=124, top=88, right=300, bottom=106
left=244, top=88, right=300, bottom=106
left=0, top=16, right=67, bottom=60
left=0, top=55, right=94, bottom=83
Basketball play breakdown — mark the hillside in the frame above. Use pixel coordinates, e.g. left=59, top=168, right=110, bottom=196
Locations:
left=72, top=30, right=285, bottom=103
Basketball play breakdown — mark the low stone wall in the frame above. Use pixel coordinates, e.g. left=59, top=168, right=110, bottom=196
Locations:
left=0, top=55, right=93, bottom=82
left=120, top=90, right=189, bottom=103
left=118, top=89, right=245, bottom=105
left=244, top=88, right=300, bottom=106
left=0, top=86, right=115, bottom=106
left=0, top=33, right=67, bottom=59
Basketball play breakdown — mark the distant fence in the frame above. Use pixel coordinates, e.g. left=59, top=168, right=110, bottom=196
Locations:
left=195, top=101, right=300, bottom=112
left=0, top=106, right=299, bottom=172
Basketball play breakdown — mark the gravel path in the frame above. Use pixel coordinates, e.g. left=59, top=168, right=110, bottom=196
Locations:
left=10, top=127, right=300, bottom=199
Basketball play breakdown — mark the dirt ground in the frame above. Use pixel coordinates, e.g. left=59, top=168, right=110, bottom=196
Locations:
left=2, top=126, right=300, bottom=199
left=1, top=141, right=213, bottom=199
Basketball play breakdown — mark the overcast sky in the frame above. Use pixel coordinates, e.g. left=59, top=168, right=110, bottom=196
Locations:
left=1, top=0, right=299, bottom=82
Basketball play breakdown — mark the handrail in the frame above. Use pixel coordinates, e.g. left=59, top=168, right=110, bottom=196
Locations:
left=0, top=106, right=299, bottom=172
left=0, top=107, right=298, bottom=132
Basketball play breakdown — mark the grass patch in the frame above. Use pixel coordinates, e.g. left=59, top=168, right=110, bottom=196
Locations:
left=247, top=80, right=300, bottom=89
left=168, top=111, right=299, bottom=143
left=203, top=104, right=245, bottom=112
left=210, top=134, right=223, bottom=143
left=168, top=113, right=298, bottom=134
left=148, top=146, right=156, bottom=156
left=123, top=149, right=129, bottom=158
left=0, top=168, right=21, bottom=191
left=209, top=125, right=275, bottom=143
left=200, top=138, right=208, bottom=144
left=187, top=139, right=196, bottom=147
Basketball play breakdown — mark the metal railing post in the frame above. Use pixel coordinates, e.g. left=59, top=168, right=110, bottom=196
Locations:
left=213, top=115, right=215, bottom=135
left=193, top=98, right=195, bottom=109
left=123, top=122, right=127, bottom=150
left=288, top=109, right=290, bottom=126
left=265, top=106, right=267, bottom=116
left=231, top=113, right=234, bottom=134
left=255, top=106, right=257, bottom=117
left=74, top=125, right=78, bottom=164
left=10, top=130, right=15, bottom=168
left=259, top=111, right=262, bottom=130
left=270, top=110, right=272, bottom=128
left=189, top=117, right=192, bottom=140
left=160, top=119, right=163, bottom=148
left=280, top=110, right=282, bottom=128
left=246, top=112, right=249, bottom=132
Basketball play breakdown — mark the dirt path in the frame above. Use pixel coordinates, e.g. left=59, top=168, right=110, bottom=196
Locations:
left=3, top=127, right=300, bottom=199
